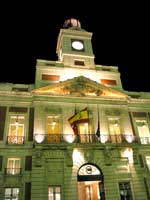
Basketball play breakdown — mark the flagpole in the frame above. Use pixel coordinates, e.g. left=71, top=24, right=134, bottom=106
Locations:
left=96, top=104, right=100, bottom=140
left=87, top=105, right=91, bottom=142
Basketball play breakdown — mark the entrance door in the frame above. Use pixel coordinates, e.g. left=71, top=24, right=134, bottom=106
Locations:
left=77, top=164, right=105, bottom=200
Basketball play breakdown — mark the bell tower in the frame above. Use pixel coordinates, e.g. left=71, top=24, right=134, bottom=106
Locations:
left=56, top=18, right=95, bottom=69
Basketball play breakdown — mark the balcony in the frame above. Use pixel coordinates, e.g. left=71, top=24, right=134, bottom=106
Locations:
left=4, top=168, right=22, bottom=176
left=33, top=134, right=150, bottom=145
left=7, top=136, right=24, bottom=144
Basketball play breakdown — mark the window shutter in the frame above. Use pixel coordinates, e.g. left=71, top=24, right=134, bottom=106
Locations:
left=0, top=156, right=3, bottom=171
left=28, top=108, right=34, bottom=141
left=0, top=106, right=7, bottom=140
left=25, top=182, right=31, bottom=200
left=25, top=156, right=32, bottom=171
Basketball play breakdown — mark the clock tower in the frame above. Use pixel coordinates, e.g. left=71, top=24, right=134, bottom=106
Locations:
left=56, top=18, right=95, bottom=69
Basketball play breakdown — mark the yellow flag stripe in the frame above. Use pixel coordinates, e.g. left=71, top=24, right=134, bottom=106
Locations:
left=69, top=110, right=88, bottom=125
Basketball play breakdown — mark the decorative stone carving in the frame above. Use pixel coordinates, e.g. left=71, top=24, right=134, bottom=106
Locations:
left=34, top=150, right=43, bottom=167
left=45, top=106, right=61, bottom=113
left=84, top=149, right=94, bottom=162
left=103, top=146, right=112, bottom=165
left=34, top=75, right=127, bottom=98
left=64, top=76, right=103, bottom=97
left=105, top=109, right=121, bottom=116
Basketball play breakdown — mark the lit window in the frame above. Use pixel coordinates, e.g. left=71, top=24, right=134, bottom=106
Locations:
left=42, top=74, right=60, bottom=81
left=7, top=158, right=21, bottom=175
left=108, top=118, right=122, bottom=143
left=136, top=120, right=150, bottom=144
left=121, top=148, right=133, bottom=164
left=78, top=123, right=90, bottom=143
left=47, top=116, right=61, bottom=142
left=145, top=156, right=150, bottom=170
left=119, top=182, right=133, bottom=200
left=8, top=116, right=25, bottom=144
left=48, top=186, right=61, bottom=200
left=101, top=79, right=117, bottom=85
left=5, top=188, right=19, bottom=200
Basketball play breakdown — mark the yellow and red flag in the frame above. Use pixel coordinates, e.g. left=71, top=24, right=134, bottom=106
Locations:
left=68, top=107, right=89, bottom=134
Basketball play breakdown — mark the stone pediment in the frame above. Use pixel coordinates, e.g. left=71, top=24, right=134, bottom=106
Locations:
left=33, top=76, right=127, bottom=98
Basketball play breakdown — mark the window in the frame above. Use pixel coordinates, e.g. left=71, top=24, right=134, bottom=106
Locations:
left=25, top=182, right=31, bottom=200
left=119, top=182, right=133, bottom=200
left=136, top=119, right=150, bottom=144
left=74, top=60, right=85, bottom=66
left=8, top=115, right=25, bottom=144
left=101, top=79, right=117, bottom=85
left=7, top=158, right=21, bottom=175
left=145, top=156, right=150, bottom=170
left=25, top=156, right=32, bottom=171
left=42, top=74, right=60, bottom=81
left=4, top=188, right=19, bottom=200
left=47, top=115, right=61, bottom=142
left=78, top=123, right=90, bottom=143
left=48, top=186, right=61, bottom=200
left=108, top=118, right=122, bottom=143
left=0, top=106, right=7, bottom=140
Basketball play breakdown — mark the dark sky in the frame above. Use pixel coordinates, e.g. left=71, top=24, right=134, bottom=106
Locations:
left=0, top=3, right=149, bottom=92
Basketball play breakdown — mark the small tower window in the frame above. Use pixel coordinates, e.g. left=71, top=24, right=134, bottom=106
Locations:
left=42, top=74, right=60, bottom=81
left=101, top=79, right=117, bottom=85
left=74, top=60, right=85, bottom=66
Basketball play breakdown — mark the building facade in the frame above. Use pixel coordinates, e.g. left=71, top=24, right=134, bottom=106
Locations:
left=0, top=18, right=150, bottom=200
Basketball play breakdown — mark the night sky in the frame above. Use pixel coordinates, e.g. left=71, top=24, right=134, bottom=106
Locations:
left=0, top=3, right=149, bottom=92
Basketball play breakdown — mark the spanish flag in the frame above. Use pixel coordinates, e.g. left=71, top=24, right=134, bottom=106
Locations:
left=68, top=107, right=89, bottom=134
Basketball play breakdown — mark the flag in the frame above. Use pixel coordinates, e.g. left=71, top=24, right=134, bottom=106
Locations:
left=96, top=112, right=100, bottom=137
left=68, top=107, right=89, bottom=134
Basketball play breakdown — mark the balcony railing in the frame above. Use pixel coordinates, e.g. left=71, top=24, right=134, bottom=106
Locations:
left=4, top=168, right=22, bottom=175
left=7, top=136, right=24, bottom=144
left=34, top=134, right=150, bottom=144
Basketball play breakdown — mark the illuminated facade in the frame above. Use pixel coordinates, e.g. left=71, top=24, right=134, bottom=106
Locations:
left=0, top=18, right=150, bottom=200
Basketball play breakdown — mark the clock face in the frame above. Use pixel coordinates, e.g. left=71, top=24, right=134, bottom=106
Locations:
left=72, top=40, right=84, bottom=50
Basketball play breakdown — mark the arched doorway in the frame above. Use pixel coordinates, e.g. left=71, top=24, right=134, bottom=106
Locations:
left=77, top=164, right=105, bottom=200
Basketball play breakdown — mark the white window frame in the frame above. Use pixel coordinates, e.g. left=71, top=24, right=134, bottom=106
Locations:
left=108, top=117, right=122, bottom=143
left=136, top=119, right=150, bottom=144
left=7, top=158, right=21, bottom=175
left=8, top=115, right=25, bottom=144
left=145, top=156, right=150, bottom=170
left=118, top=181, right=133, bottom=200
left=48, top=186, right=61, bottom=200
left=4, top=188, right=19, bottom=200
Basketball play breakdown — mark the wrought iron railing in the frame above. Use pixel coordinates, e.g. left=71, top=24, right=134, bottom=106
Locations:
left=34, top=133, right=150, bottom=144
left=5, top=168, right=22, bottom=175
left=7, top=136, right=24, bottom=144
